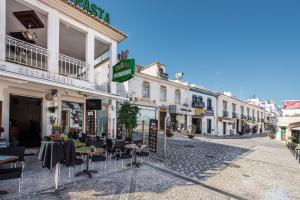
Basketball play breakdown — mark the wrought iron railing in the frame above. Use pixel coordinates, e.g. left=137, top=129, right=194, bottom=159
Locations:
left=3, top=34, right=48, bottom=70
left=232, top=112, right=237, bottom=118
left=59, top=54, right=89, bottom=81
left=223, top=111, right=229, bottom=117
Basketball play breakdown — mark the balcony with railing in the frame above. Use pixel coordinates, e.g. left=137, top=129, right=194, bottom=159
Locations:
left=223, top=111, right=229, bottom=118
left=2, top=34, right=90, bottom=82
left=241, top=114, right=247, bottom=120
left=206, top=106, right=214, bottom=115
left=59, top=54, right=89, bottom=81
left=192, top=101, right=205, bottom=108
left=4, top=34, right=48, bottom=71
left=232, top=112, right=238, bottom=118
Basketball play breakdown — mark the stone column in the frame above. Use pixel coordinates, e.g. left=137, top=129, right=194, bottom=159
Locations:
left=108, top=41, right=117, bottom=138
left=47, top=9, right=59, bottom=74
left=86, top=29, right=95, bottom=83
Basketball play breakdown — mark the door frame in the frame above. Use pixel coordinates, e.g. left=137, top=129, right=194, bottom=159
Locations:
left=9, top=94, right=43, bottom=146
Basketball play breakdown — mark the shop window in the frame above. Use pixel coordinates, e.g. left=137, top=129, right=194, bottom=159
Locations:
left=61, top=101, right=84, bottom=134
left=175, top=90, right=181, bottom=104
left=142, top=81, right=150, bottom=98
left=160, top=86, right=167, bottom=102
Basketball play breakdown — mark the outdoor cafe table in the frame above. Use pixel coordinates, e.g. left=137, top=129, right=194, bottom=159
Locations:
left=124, top=144, right=147, bottom=168
left=0, top=155, right=19, bottom=195
left=0, top=155, right=18, bottom=165
left=75, top=147, right=104, bottom=178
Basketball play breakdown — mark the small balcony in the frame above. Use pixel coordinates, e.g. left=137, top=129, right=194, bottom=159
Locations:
left=3, top=34, right=90, bottom=81
left=223, top=111, right=229, bottom=118
left=232, top=112, right=238, bottom=118
left=4, top=34, right=48, bottom=71
left=206, top=107, right=214, bottom=115
left=247, top=116, right=252, bottom=121
left=192, top=101, right=205, bottom=108
left=58, top=54, right=89, bottom=81
left=241, top=114, right=247, bottom=120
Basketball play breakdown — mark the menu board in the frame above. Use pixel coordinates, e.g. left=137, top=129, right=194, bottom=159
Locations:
left=148, top=119, right=158, bottom=153
left=116, top=119, right=123, bottom=139
left=86, top=111, right=96, bottom=135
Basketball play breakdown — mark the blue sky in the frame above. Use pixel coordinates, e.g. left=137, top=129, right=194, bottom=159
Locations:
left=93, top=0, right=300, bottom=105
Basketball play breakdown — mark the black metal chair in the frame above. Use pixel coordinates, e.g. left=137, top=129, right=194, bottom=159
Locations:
left=0, top=167, right=22, bottom=193
left=0, top=147, right=25, bottom=182
left=115, top=148, right=132, bottom=168
left=106, top=138, right=115, bottom=160
left=90, top=141, right=107, bottom=171
left=136, top=150, right=150, bottom=164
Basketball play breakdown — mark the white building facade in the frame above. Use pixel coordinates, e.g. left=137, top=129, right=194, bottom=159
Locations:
left=188, top=86, right=217, bottom=135
left=0, top=0, right=127, bottom=147
left=117, top=62, right=192, bottom=132
left=216, top=92, right=267, bottom=136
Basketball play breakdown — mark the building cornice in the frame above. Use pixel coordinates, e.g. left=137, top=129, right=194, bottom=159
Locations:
left=135, top=72, right=190, bottom=89
left=41, top=0, right=127, bottom=43
left=216, top=93, right=266, bottom=112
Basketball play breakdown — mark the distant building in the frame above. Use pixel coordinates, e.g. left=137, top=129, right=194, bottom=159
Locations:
left=276, top=100, right=300, bottom=143
left=216, top=92, right=269, bottom=136
left=282, top=100, right=300, bottom=117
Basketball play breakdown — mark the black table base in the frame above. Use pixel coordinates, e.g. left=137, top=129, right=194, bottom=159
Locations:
left=75, top=154, right=97, bottom=178
left=75, top=170, right=97, bottom=179
left=127, top=162, right=141, bottom=168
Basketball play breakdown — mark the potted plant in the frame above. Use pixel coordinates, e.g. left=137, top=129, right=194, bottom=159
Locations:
left=187, top=125, right=196, bottom=139
left=48, top=106, right=58, bottom=113
left=118, top=101, right=140, bottom=143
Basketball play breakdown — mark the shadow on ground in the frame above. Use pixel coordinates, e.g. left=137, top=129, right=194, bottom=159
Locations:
left=162, top=138, right=251, bottom=181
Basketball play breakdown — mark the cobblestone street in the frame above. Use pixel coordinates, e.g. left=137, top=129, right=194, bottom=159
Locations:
left=1, top=135, right=300, bottom=200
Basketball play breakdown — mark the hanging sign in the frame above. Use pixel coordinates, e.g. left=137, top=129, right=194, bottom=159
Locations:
left=69, top=0, right=110, bottom=23
left=112, top=59, right=135, bottom=83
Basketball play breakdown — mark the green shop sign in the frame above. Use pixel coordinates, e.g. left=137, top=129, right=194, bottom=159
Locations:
left=112, top=59, right=135, bottom=83
left=69, top=0, right=110, bottom=24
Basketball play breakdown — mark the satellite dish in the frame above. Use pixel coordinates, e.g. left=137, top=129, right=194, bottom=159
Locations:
left=175, top=72, right=184, bottom=80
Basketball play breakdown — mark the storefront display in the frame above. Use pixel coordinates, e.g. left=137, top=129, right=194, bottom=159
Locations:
left=61, top=101, right=83, bottom=134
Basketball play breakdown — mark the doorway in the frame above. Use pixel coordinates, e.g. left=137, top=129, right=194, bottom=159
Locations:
left=159, top=112, right=166, bottom=130
left=223, top=122, right=226, bottom=135
left=207, top=119, right=212, bottom=134
left=9, top=95, right=42, bottom=147
left=192, top=118, right=202, bottom=134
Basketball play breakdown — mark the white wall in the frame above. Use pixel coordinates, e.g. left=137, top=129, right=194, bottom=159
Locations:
left=282, top=109, right=300, bottom=117
left=189, top=90, right=217, bottom=134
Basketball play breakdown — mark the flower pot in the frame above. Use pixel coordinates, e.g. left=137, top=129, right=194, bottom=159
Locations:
left=188, top=135, right=194, bottom=139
